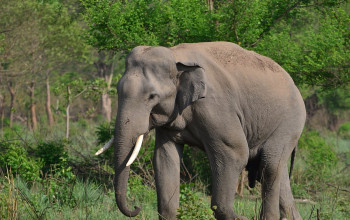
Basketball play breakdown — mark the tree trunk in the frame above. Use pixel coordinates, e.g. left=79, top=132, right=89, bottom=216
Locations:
left=95, top=52, right=115, bottom=122
left=101, top=93, right=112, bottom=122
left=27, top=108, right=31, bottom=130
left=66, top=85, right=71, bottom=139
left=101, top=66, right=114, bottom=122
left=28, top=81, right=37, bottom=131
left=0, top=93, right=4, bottom=137
left=45, top=71, right=54, bottom=126
left=208, top=0, right=214, bottom=11
left=7, top=82, right=16, bottom=128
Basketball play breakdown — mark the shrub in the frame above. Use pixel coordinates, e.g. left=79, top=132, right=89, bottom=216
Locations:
left=338, top=122, right=350, bottom=139
left=95, top=122, right=114, bottom=160
left=77, top=118, right=89, bottom=129
left=35, top=140, right=71, bottom=175
left=130, top=134, right=155, bottom=186
left=298, top=130, right=338, bottom=184
left=0, top=142, right=43, bottom=182
left=96, top=122, right=114, bottom=145
left=72, top=180, right=102, bottom=208
left=177, top=183, right=214, bottom=220
left=127, top=174, right=154, bottom=200
left=35, top=140, right=76, bottom=205
left=182, top=146, right=212, bottom=189
left=2, top=123, right=24, bottom=140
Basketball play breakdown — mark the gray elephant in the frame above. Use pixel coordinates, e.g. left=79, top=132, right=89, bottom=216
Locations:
left=95, top=42, right=306, bottom=220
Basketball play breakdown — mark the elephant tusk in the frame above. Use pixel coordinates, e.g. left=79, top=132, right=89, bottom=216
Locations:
left=95, top=137, right=114, bottom=156
left=126, top=135, right=144, bottom=167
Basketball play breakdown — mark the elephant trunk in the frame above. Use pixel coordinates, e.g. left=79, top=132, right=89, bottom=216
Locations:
left=113, top=132, right=142, bottom=217
left=114, top=164, right=141, bottom=217
left=113, top=107, right=148, bottom=217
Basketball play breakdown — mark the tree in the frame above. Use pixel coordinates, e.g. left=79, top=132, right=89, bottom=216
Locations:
left=82, top=0, right=349, bottom=88
left=94, top=51, right=116, bottom=122
left=252, top=2, right=350, bottom=88
left=54, top=73, right=87, bottom=139
left=0, top=0, right=92, bottom=129
left=34, top=0, right=92, bottom=127
left=0, top=0, right=35, bottom=128
left=81, top=0, right=215, bottom=51
left=54, top=72, right=110, bottom=138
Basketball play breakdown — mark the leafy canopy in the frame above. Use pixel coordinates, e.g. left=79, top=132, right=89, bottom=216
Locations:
left=81, top=0, right=215, bottom=51
left=82, top=0, right=349, bottom=88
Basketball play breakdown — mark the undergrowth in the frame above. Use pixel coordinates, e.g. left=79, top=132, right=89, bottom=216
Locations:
left=0, top=121, right=349, bottom=219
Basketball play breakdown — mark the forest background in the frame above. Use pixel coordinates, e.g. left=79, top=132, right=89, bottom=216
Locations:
left=0, top=0, right=349, bottom=219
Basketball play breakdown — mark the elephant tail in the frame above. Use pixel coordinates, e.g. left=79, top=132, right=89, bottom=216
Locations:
left=289, top=147, right=296, bottom=179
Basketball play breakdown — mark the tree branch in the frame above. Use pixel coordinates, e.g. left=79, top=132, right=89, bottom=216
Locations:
left=250, top=0, right=303, bottom=47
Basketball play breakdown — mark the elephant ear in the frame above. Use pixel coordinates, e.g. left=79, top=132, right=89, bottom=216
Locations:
left=176, top=62, right=207, bottom=114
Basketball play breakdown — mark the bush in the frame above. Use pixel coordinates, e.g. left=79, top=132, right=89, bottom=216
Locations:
left=338, top=122, right=350, bottom=139
left=96, top=122, right=114, bottom=145
left=35, top=140, right=69, bottom=174
left=298, top=130, right=338, bottom=183
left=2, top=123, right=24, bottom=140
left=182, top=146, right=211, bottom=189
left=177, top=183, right=214, bottom=220
left=95, top=122, right=114, bottom=160
left=0, top=142, right=43, bottom=182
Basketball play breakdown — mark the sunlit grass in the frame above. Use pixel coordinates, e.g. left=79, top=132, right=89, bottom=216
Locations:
left=1, top=122, right=349, bottom=219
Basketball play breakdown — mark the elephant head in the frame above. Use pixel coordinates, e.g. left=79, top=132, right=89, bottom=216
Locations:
left=95, top=46, right=206, bottom=217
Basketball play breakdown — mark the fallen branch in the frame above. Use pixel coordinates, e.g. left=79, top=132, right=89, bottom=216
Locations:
left=326, top=183, right=350, bottom=193
left=295, top=199, right=317, bottom=205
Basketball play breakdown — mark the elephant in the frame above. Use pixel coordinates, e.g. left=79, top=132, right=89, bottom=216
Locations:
left=95, top=41, right=306, bottom=220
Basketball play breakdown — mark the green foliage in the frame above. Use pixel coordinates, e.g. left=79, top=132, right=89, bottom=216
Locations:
left=1, top=120, right=349, bottom=219
left=15, top=177, right=51, bottom=219
left=214, top=0, right=268, bottom=45
left=72, top=180, right=102, bottom=208
left=95, top=121, right=114, bottom=161
left=130, top=134, right=155, bottom=180
left=95, top=122, right=156, bottom=184
left=177, top=183, right=214, bottom=220
left=35, top=140, right=72, bottom=175
left=338, top=122, right=350, bottom=139
left=1, top=1, right=350, bottom=217
left=254, top=4, right=350, bottom=87
left=182, top=146, right=211, bottom=187
left=37, top=144, right=76, bottom=207
left=82, top=0, right=349, bottom=88
left=1, top=122, right=24, bottom=140
left=0, top=142, right=43, bottom=182
left=96, top=121, right=114, bottom=145
left=127, top=175, right=153, bottom=199
left=298, top=130, right=338, bottom=183
left=0, top=33, right=4, bottom=54
left=53, top=72, right=116, bottom=107
left=318, top=87, right=350, bottom=114
left=81, top=0, right=215, bottom=51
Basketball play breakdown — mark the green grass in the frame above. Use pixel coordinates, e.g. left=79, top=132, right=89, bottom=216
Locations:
left=2, top=175, right=348, bottom=219
left=1, top=122, right=350, bottom=219
left=0, top=175, right=158, bottom=220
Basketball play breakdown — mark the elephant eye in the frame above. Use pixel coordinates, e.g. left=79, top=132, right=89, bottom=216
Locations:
left=149, top=93, right=157, bottom=100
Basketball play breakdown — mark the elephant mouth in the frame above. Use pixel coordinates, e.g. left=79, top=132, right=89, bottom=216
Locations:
left=149, top=113, right=156, bottom=129
left=149, top=113, right=164, bottom=128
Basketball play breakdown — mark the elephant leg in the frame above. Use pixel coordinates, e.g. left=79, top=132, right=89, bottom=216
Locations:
left=259, top=137, right=297, bottom=220
left=259, top=156, right=282, bottom=219
left=154, top=129, right=183, bottom=220
left=205, top=140, right=249, bottom=220
left=279, top=165, right=302, bottom=220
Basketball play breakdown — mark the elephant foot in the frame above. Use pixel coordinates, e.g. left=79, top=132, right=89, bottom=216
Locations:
left=212, top=206, right=248, bottom=220
left=235, top=215, right=248, bottom=220
left=214, top=213, right=248, bottom=220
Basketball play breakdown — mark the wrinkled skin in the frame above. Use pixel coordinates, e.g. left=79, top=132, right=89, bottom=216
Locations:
left=113, top=42, right=305, bottom=220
